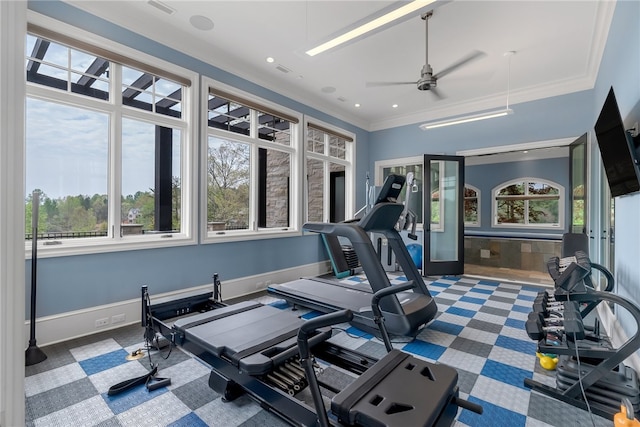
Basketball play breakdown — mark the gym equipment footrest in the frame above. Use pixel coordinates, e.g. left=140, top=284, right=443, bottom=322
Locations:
left=331, top=349, right=459, bottom=427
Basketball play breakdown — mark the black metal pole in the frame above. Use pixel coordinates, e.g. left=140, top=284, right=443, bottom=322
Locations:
left=26, top=190, right=47, bottom=366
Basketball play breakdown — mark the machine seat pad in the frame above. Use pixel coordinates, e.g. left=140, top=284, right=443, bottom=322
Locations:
left=331, top=349, right=458, bottom=427
left=178, top=302, right=306, bottom=369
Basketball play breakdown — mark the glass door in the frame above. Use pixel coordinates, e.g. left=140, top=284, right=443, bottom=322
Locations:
left=569, top=134, right=588, bottom=233
left=423, top=154, right=465, bottom=276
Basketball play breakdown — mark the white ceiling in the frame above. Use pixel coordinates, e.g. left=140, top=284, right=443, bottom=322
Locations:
left=65, top=0, right=616, bottom=131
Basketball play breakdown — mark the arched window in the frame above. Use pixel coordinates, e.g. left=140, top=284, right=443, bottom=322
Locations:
left=492, top=178, right=563, bottom=229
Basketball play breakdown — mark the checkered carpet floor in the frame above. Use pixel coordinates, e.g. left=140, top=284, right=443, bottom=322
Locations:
left=25, top=275, right=612, bottom=427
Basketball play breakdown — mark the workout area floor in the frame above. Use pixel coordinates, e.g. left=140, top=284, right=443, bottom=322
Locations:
left=25, top=274, right=612, bottom=427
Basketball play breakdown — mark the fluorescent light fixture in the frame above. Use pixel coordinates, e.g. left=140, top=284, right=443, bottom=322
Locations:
left=305, top=0, right=436, bottom=57
left=420, top=108, right=513, bottom=130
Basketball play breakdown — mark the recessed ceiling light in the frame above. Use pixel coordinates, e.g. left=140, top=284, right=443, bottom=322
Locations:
left=392, top=104, right=398, bottom=108
left=189, top=15, right=214, bottom=31
left=266, top=57, right=275, bottom=63
left=355, top=103, right=361, bottom=108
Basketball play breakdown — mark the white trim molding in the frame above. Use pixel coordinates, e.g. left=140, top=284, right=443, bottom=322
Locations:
left=0, top=2, right=27, bottom=426
left=25, top=262, right=329, bottom=346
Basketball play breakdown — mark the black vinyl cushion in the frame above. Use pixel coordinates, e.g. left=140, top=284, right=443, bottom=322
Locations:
left=332, top=349, right=458, bottom=427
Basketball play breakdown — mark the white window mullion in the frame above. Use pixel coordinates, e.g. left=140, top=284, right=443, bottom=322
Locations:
left=249, top=142, right=259, bottom=231
left=110, top=63, right=123, bottom=240
left=250, top=109, right=259, bottom=230
left=322, top=160, right=331, bottom=222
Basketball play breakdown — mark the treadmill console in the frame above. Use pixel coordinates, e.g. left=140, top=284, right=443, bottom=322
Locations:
left=374, top=174, right=405, bottom=204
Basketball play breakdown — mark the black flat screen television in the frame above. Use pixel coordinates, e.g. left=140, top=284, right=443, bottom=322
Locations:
left=594, top=87, right=640, bottom=198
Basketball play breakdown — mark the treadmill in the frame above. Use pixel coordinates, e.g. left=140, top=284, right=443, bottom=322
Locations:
left=269, top=174, right=438, bottom=337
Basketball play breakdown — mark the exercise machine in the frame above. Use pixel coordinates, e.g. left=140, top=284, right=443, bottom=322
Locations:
left=142, top=279, right=482, bottom=426
left=269, top=174, right=437, bottom=337
left=524, top=252, right=640, bottom=419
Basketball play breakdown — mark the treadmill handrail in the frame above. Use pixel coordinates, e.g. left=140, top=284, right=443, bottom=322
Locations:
left=371, top=282, right=416, bottom=352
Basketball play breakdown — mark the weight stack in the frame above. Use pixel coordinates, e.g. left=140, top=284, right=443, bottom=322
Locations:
left=555, top=355, right=640, bottom=416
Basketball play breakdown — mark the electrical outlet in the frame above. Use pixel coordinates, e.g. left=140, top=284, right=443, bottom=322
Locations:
left=111, top=313, right=126, bottom=324
left=95, top=317, right=109, bottom=328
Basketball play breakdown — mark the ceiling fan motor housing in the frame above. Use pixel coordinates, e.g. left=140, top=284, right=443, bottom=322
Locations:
left=418, top=64, right=436, bottom=91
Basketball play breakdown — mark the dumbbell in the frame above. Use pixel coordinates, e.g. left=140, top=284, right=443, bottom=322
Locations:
left=525, top=310, right=585, bottom=341
left=528, top=311, right=563, bottom=326
left=532, top=299, right=564, bottom=317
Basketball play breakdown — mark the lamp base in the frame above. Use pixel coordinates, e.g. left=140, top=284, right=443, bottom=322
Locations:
left=25, top=344, right=47, bottom=366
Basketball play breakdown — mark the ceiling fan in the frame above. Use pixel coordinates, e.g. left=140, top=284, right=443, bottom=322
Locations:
left=366, top=11, right=486, bottom=98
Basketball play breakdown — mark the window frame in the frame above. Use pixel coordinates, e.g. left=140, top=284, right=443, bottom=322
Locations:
left=25, top=12, right=198, bottom=258
left=491, top=177, right=564, bottom=229
left=304, top=116, right=355, bottom=224
left=464, top=184, right=481, bottom=227
left=201, top=77, right=303, bottom=243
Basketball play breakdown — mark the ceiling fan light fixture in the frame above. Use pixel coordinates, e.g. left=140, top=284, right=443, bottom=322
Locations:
left=305, top=0, right=436, bottom=57
left=420, top=108, right=513, bottom=130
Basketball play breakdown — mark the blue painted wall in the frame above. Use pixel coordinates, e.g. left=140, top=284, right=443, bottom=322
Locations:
left=590, top=0, right=640, bottom=340
left=368, top=90, right=593, bottom=171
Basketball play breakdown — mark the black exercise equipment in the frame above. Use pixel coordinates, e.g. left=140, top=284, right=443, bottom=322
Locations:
left=319, top=174, right=406, bottom=279
left=524, top=252, right=640, bottom=419
left=269, top=175, right=437, bottom=337
left=143, top=279, right=481, bottom=426
left=26, top=190, right=47, bottom=366
left=561, top=232, right=589, bottom=258
left=526, top=304, right=585, bottom=342
left=107, top=364, right=171, bottom=395
left=298, top=305, right=482, bottom=427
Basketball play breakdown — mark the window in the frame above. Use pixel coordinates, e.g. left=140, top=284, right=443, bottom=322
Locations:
left=25, top=22, right=196, bottom=253
left=203, top=79, right=302, bottom=239
left=305, top=121, right=354, bottom=223
left=492, top=178, right=563, bottom=228
left=464, top=185, right=480, bottom=226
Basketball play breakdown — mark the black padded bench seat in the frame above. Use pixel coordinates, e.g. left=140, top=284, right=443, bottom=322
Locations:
left=173, top=301, right=330, bottom=376
left=331, top=349, right=459, bottom=427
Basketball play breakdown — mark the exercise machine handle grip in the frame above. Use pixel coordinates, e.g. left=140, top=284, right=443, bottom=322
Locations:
left=371, top=282, right=416, bottom=352
left=297, top=310, right=353, bottom=359
left=371, top=282, right=415, bottom=306
left=453, top=396, right=483, bottom=414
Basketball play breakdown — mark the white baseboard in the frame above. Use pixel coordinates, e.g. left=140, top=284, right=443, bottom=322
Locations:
left=25, top=262, right=330, bottom=347
left=596, top=303, right=640, bottom=373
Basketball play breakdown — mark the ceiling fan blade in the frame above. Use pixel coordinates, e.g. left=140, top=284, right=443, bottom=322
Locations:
left=366, top=81, right=417, bottom=88
left=433, top=50, right=487, bottom=80
left=429, top=87, right=445, bottom=100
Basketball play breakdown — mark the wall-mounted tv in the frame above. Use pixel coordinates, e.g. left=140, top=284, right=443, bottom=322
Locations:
left=594, top=87, right=640, bottom=198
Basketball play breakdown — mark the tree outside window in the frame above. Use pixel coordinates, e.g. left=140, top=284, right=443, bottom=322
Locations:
left=493, top=178, right=562, bottom=227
